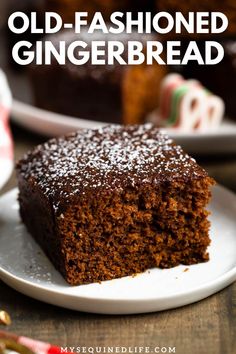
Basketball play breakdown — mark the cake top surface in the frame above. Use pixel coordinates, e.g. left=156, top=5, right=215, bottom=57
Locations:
left=17, top=124, right=208, bottom=211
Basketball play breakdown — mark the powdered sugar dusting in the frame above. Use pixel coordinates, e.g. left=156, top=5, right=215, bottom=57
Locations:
left=17, top=124, right=207, bottom=211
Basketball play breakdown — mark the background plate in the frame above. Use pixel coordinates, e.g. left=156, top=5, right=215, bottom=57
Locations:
left=0, top=185, right=236, bottom=315
left=11, top=100, right=236, bottom=154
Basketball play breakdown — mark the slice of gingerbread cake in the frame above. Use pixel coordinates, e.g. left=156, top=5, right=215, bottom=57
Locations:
left=16, top=124, right=215, bottom=285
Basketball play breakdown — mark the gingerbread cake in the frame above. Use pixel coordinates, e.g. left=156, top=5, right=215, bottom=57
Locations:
left=29, top=30, right=166, bottom=124
left=16, top=124, right=214, bottom=285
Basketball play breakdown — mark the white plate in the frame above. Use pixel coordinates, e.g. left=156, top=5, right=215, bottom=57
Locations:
left=11, top=99, right=236, bottom=154
left=0, top=158, right=13, bottom=190
left=0, top=186, right=236, bottom=315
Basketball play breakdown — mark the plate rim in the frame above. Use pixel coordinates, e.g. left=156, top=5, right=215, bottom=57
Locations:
left=11, top=99, right=236, bottom=138
left=0, top=185, right=236, bottom=305
left=0, top=158, right=13, bottom=190
left=0, top=253, right=235, bottom=303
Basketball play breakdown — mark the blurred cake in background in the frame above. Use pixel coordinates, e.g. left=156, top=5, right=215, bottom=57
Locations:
left=45, top=0, right=154, bottom=23
left=3, top=0, right=235, bottom=126
left=29, top=30, right=167, bottom=124
left=156, top=0, right=236, bottom=37
left=45, top=0, right=128, bottom=23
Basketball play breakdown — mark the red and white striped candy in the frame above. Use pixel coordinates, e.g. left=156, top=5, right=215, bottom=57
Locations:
left=0, top=69, right=13, bottom=189
left=149, top=73, right=225, bottom=133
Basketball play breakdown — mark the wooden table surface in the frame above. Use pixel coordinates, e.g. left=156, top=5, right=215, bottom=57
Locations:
left=0, top=124, right=236, bottom=354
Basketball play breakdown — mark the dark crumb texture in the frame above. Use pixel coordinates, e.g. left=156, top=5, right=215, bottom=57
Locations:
left=16, top=124, right=215, bottom=285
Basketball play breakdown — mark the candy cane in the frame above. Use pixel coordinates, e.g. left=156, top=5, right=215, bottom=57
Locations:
left=178, top=87, right=206, bottom=132
left=0, top=69, right=13, bottom=160
left=159, top=73, right=183, bottom=121
left=0, top=330, right=73, bottom=354
left=198, top=95, right=225, bottom=132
